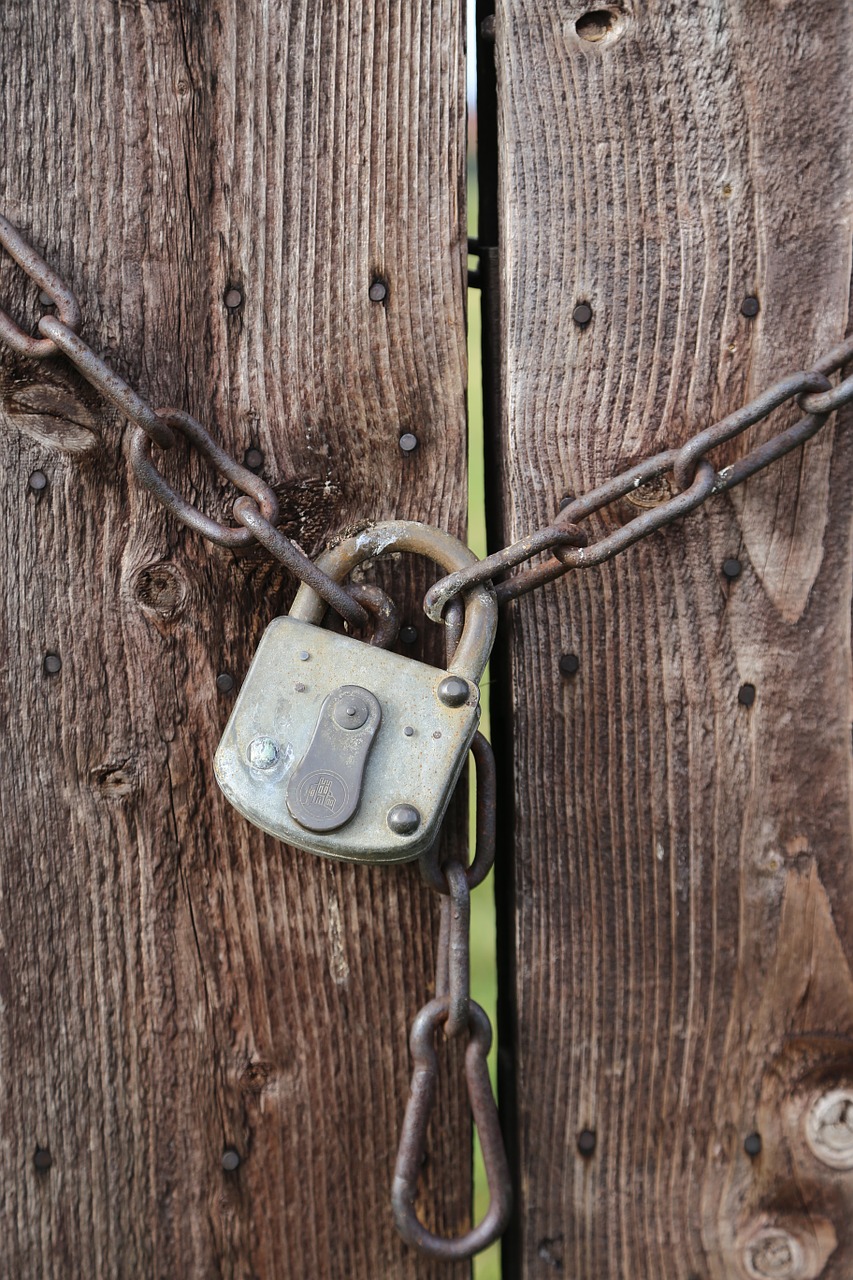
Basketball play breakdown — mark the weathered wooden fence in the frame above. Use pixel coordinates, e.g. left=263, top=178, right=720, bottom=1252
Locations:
left=1, top=1, right=852, bottom=1278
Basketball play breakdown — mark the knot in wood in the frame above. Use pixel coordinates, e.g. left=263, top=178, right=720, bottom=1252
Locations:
left=132, top=562, right=188, bottom=622
left=805, top=1088, right=853, bottom=1169
left=739, top=1218, right=837, bottom=1280
left=744, top=1230, right=804, bottom=1279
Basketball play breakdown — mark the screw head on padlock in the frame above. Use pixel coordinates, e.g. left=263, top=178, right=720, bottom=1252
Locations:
left=213, top=521, right=497, bottom=864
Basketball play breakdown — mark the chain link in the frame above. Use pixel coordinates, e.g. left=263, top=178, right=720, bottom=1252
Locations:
left=425, top=339, right=853, bottom=619
left=0, top=215, right=369, bottom=631
left=393, top=731, right=512, bottom=1261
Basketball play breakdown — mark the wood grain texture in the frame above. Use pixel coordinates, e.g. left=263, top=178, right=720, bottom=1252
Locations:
left=0, top=3, right=470, bottom=1277
left=492, top=1, right=853, bottom=1276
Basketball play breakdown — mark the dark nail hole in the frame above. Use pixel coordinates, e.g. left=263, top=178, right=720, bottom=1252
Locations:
left=572, top=302, right=593, bottom=327
left=216, top=673, right=235, bottom=694
left=221, top=1147, right=241, bottom=1172
left=575, top=10, right=617, bottom=42
left=369, top=278, right=388, bottom=303
left=744, top=1132, right=762, bottom=1158
left=44, top=653, right=61, bottom=676
left=400, top=625, right=418, bottom=645
left=559, top=653, right=580, bottom=677
left=224, top=287, right=243, bottom=310
left=243, top=447, right=264, bottom=473
left=577, top=1128, right=596, bottom=1156
left=722, top=558, right=742, bottom=580
left=738, top=683, right=756, bottom=707
left=28, top=470, right=48, bottom=493
left=34, top=1147, right=52, bottom=1172
left=399, top=433, right=418, bottom=454
left=741, top=295, right=760, bottom=318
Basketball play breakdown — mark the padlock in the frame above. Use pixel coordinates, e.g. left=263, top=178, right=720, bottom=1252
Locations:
left=213, top=520, right=497, bottom=863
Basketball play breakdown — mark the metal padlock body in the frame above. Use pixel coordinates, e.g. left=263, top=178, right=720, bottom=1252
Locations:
left=214, top=521, right=497, bottom=863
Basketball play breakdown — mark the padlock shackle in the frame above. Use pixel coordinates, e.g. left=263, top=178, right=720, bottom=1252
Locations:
left=289, top=521, right=497, bottom=685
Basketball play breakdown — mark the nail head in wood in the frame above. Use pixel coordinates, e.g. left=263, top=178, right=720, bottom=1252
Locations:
left=741, top=295, right=760, bottom=318
left=216, top=673, right=235, bottom=694
left=369, top=279, right=388, bottom=303
left=744, top=1131, right=762, bottom=1158
left=738, top=683, right=756, bottom=707
left=399, top=433, right=418, bottom=453
left=28, top=470, right=48, bottom=493
left=221, top=1147, right=241, bottom=1172
left=224, top=287, right=243, bottom=310
left=572, top=302, right=593, bottom=327
left=559, top=653, right=580, bottom=677
left=33, top=1147, right=52, bottom=1172
left=577, top=1128, right=596, bottom=1156
left=723, top=558, right=743, bottom=580
left=44, top=653, right=61, bottom=675
left=243, top=447, right=264, bottom=473
left=399, top=625, right=418, bottom=645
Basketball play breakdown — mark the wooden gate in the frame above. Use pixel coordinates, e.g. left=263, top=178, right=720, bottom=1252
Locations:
left=1, top=2, right=851, bottom=1278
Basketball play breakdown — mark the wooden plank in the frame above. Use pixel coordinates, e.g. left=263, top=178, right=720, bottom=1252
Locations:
left=492, top=2, right=853, bottom=1276
left=0, top=3, right=470, bottom=1276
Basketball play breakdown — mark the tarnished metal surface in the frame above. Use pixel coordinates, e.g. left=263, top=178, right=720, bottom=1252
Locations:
left=392, top=997, right=512, bottom=1260
left=0, top=213, right=81, bottom=359
left=424, top=335, right=853, bottom=617
left=290, top=520, right=497, bottom=685
left=420, top=729, right=496, bottom=894
left=392, top=730, right=508, bottom=1259
left=214, top=617, right=482, bottom=863
left=131, top=410, right=279, bottom=546
left=439, top=861, right=471, bottom=1039
left=285, top=685, right=381, bottom=832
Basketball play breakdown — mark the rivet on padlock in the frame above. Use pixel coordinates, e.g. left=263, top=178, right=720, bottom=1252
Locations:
left=213, top=521, right=497, bottom=863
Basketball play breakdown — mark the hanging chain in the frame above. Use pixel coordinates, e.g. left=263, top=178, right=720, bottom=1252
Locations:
left=394, top=731, right=512, bottom=1261
left=0, top=214, right=369, bottom=631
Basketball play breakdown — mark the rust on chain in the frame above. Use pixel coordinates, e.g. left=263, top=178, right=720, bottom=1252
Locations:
left=232, top=496, right=369, bottom=630
left=438, top=860, right=470, bottom=1039
left=0, top=213, right=82, bottom=359
left=392, top=996, right=512, bottom=1261
left=424, top=334, right=853, bottom=616
left=419, top=730, right=497, bottom=895
left=342, top=582, right=401, bottom=649
left=131, top=410, right=279, bottom=546
left=38, top=315, right=176, bottom=450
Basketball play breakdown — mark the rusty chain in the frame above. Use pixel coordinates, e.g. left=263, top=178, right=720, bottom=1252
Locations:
left=425, top=337, right=853, bottom=619
left=394, top=730, right=512, bottom=1261
left=3, top=213, right=852, bottom=631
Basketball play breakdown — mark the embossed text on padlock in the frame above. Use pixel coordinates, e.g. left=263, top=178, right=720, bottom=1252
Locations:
left=213, top=521, right=497, bottom=864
